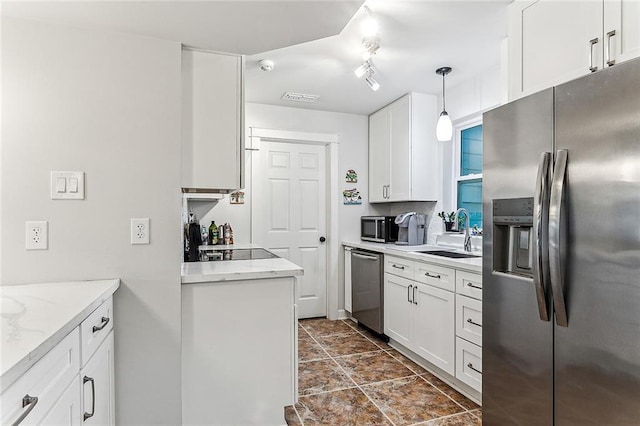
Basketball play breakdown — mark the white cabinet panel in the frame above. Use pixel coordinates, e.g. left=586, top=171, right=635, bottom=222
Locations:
left=456, top=295, right=483, bottom=347
left=414, top=263, right=455, bottom=292
left=384, top=255, right=415, bottom=280
left=388, top=95, right=411, bottom=201
left=604, top=0, right=640, bottom=66
left=455, top=270, right=483, bottom=300
left=80, top=297, right=113, bottom=367
left=383, top=274, right=414, bottom=348
left=414, top=284, right=455, bottom=375
left=369, top=108, right=390, bottom=202
left=345, top=247, right=352, bottom=313
left=38, top=379, right=81, bottom=426
left=81, top=332, right=115, bottom=426
left=456, top=337, right=482, bottom=392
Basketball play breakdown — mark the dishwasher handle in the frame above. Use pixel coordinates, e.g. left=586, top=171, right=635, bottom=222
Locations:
left=352, top=252, right=379, bottom=261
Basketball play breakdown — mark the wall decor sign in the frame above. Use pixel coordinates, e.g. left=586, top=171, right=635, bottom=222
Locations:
left=345, top=169, right=358, bottom=183
left=230, top=191, right=245, bottom=204
left=343, top=188, right=362, bottom=205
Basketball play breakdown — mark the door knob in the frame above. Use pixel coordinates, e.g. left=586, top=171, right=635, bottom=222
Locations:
left=319, top=236, right=326, bottom=243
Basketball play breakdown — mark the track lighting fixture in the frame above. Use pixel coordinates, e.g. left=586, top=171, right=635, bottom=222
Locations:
left=435, top=66, right=453, bottom=141
left=354, top=61, right=371, bottom=78
left=365, top=70, right=380, bottom=92
left=360, top=6, right=379, bottom=37
left=361, top=38, right=380, bottom=61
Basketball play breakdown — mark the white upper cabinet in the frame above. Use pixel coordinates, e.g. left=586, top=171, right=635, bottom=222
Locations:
left=368, top=92, right=441, bottom=203
left=181, top=49, right=245, bottom=192
left=508, top=0, right=640, bottom=100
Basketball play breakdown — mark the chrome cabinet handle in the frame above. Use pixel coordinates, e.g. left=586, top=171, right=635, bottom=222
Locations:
left=392, top=264, right=405, bottom=270
left=533, top=152, right=551, bottom=322
left=413, top=286, right=417, bottom=305
left=606, top=30, right=616, bottom=66
left=467, top=363, right=482, bottom=375
left=408, top=285, right=413, bottom=303
left=424, top=272, right=441, bottom=279
left=92, top=316, right=110, bottom=333
left=466, top=318, right=482, bottom=328
left=589, top=38, right=599, bottom=72
left=11, top=395, right=38, bottom=426
left=83, top=376, right=96, bottom=421
left=549, top=150, right=569, bottom=327
left=382, top=186, right=386, bottom=199
left=466, top=283, right=482, bottom=290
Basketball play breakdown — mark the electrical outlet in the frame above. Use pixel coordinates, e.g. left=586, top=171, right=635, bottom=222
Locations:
left=26, top=221, right=48, bottom=250
left=131, top=218, right=150, bottom=245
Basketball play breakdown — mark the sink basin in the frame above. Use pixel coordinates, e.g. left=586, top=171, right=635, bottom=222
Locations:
left=417, top=250, right=481, bottom=259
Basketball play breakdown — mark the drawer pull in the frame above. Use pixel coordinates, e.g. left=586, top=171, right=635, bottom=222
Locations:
left=467, top=283, right=482, bottom=290
left=467, top=363, right=482, bottom=375
left=424, top=272, right=441, bottom=279
left=92, top=316, right=110, bottom=333
left=467, top=318, right=482, bottom=328
left=392, top=264, right=405, bottom=270
left=11, top=395, right=38, bottom=426
left=83, top=376, right=96, bottom=421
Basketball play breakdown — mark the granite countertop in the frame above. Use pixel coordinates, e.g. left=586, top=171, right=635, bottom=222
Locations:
left=181, top=244, right=304, bottom=284
left=342, top=240, right=482, bottom=273
left=0, top=279, right=120, bottom=393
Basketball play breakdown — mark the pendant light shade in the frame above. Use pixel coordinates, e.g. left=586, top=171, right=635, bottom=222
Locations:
left=435, top=66, right=453, bottom=142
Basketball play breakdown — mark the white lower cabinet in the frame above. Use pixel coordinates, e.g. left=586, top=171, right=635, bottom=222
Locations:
left=384, top=257, right=455, bottom=375
left=81, top=332, right=115, bottom=425
left=456, top=337, right=482, bottom=392
left=38, top=379, right=82, bottom=426
left=454, top=275, right=483, bottom=393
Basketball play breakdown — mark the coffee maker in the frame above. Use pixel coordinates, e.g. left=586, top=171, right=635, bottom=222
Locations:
left=394, top=212, right=426, bottom=245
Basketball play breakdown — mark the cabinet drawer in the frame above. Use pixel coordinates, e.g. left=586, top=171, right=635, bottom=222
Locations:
left=456, top=337, right=482, bottom=392
left=456, top=295, right=482, bottom=346
left=456, top=270, right=483, bottom=300
left=385, top=255, right=415, bottom=280
left=81, top=297, right=113, bottom=366
left=414, top=262, right=455, bottom=292
left=1, top=328, right=80, bottom=426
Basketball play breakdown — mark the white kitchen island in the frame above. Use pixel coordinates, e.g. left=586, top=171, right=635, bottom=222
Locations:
left=181, top=250, right=303, bottom=426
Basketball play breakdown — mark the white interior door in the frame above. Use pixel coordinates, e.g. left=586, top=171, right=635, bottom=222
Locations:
left=252, top=140, right=327, bottom=319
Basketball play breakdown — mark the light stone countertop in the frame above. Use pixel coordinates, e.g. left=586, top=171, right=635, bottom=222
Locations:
left=342, top=240, right=482, bottom=273
left=0, top=279, right=120, bottom=393
left=181, top=253, right=304, bottom=284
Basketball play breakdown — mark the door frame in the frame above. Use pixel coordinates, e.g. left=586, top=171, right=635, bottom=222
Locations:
left=249, top=127, right=340, bottom=320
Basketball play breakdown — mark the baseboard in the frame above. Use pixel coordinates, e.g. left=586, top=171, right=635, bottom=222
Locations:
left=337, top=309, right=349, bottom=320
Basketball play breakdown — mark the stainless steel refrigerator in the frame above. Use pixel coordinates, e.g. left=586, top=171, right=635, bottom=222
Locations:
left=482, top=57, right=640, bottom=425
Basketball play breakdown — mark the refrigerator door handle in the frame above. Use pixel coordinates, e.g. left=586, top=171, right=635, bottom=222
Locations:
left=533, top=152, right=552, bottom=321
left=549, top=149, right=569, bottom=327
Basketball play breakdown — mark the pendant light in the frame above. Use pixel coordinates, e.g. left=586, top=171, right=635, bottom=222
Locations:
left=436, top=66, right=453, bottom=142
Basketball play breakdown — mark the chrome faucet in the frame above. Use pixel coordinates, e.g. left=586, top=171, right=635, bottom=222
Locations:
left=455, top=208, right=472, bottom=252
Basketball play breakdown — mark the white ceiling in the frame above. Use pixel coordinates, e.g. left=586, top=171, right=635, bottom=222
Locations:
left=2, top=0, right=509, bottom=115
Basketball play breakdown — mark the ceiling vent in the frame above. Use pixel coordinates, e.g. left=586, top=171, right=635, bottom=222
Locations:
left=281, top=92, right=320, bottom=103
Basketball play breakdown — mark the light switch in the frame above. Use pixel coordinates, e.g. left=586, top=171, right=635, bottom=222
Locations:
left=56, top=177, right=66, bottom=193
left=51, top=171, right=84, bottom=200
left=68, top=178, right=78, bottom=193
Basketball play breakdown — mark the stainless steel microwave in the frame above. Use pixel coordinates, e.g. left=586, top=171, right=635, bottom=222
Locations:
left=361, top=216, right=399, bottom=243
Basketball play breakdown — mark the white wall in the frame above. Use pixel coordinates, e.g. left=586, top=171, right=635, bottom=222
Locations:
left=1, top=17, right=182, bottom=425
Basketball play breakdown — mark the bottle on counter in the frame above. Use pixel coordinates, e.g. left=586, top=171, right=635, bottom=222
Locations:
left=201, top=226, right=208, bottom=246
left=209, top=221, right=218, bottom=245
left=218, top=224, right=225, bottom=245
left=228, top=223, right=234, bottom=245
left=223, top=223, right=231, bottom=245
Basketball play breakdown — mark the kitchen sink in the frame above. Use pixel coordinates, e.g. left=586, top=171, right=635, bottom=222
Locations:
left=417, top=250, right=481, bottom=259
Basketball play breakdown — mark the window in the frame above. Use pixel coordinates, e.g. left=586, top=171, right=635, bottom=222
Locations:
left=455, top=122, right=483, bottom=229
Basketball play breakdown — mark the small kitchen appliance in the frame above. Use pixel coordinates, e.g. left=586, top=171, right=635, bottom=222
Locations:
left=394, top=212, right=426, bottom=245
left=360, top=216, right=399, bottom=243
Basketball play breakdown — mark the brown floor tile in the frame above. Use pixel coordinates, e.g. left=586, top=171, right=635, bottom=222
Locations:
left=285, top=405, right=302, bottom=426
left=423, top=412, right=481, bottom=425
left=469, top=409, right=482, bottom=421
left=425, top=377, right=480, bottom=411
left=298, top=323, right=309, bottom=338
left=357, top=327, right=392, bottom=349
left=387, top=348, right=428, bottom=374
left=299, top=337, right=329, bottom=362
left=342, top=319, right=359, bottom=330
left=362, top=376, right=465, bottom=425
left=315, top=332, right=380, bottom=357
left=301, top=318, right=357, bottom=337
left=299, top=359, right=355, bottom=396
left=335, top=351, right=415, bottom=385
left=296, top=387, right=391, bottom=425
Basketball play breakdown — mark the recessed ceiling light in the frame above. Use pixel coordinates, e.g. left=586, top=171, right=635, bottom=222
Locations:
left=281, top=92, right=320, bottom=103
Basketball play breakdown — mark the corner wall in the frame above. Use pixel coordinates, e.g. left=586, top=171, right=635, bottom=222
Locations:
left=1, top=17, right=182, bottom=425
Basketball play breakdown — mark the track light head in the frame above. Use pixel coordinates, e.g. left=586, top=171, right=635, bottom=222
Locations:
left=365, top=72, right=380, bottom=91
left=354, top=61, right=371, bottom=78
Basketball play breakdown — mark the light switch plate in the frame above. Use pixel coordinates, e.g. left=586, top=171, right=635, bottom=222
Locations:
left=131, top=218, right=150, bottom=244
left=26, top=221, right=48, bottom=250
left=51, top=171, right=84, bottom=199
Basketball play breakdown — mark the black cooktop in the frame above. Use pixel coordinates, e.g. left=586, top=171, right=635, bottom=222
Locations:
left=204, top=248, right=278, bottom=261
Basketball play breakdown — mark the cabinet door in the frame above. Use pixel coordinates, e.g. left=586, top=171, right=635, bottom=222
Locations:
left=369, top=108, right=390, bottom=202
left=509, top=0, right=602, bottom=99
left=344, top=248, right=352, bottom=313
left=604, top=0, right=640, bottom=66
left=413, top=283, right=455, bottom=375
left=38, top=379, right=81, bottom=426
left=82, top=332, right=115, bottom=426
left=388, top=95, right=411, bottom=201
left=383, top=274, right=413, bottom=347
left=182, top=49, right=244, bottom=191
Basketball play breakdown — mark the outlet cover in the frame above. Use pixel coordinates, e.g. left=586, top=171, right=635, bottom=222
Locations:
left=26, top=221, right=48, bottom=250
left=131, top=218, right=150, bottom=245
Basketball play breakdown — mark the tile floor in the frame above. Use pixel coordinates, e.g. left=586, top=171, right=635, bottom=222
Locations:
left=285, top=318, right=482, bottom=426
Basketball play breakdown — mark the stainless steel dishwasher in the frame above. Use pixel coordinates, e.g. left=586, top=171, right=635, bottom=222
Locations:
left=351, top=249, right=384, bottom=334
